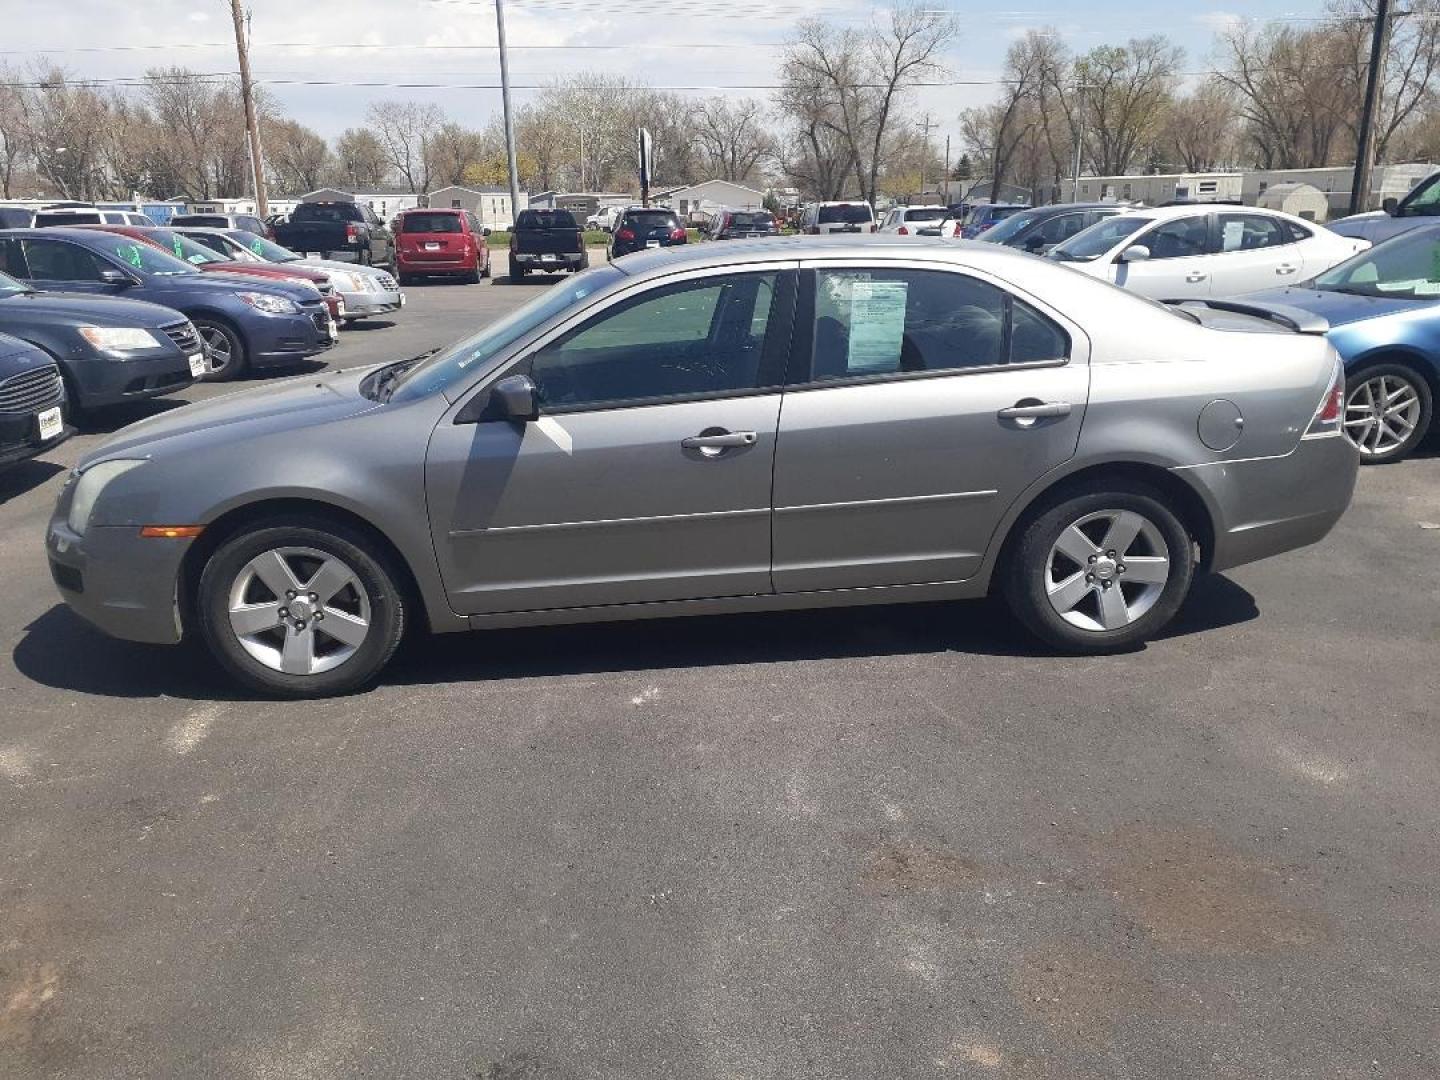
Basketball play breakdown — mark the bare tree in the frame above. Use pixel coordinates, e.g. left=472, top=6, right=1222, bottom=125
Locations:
left=425, top=121, right=486, bottom=188
left=0, top=65, right=28, bottom=198
left=692, top=97, right=774, bottom=182
left=367, top=100, right=442, bottom=193
left=267, top=118, right=331, bottom=195
left=334, top=128, right=391, bottom=188
left=1075, top=36, right=1183, bottom=175
left=1161, top=80, right=1239, bottom=171
left=17, top=65, right=109, bottom=200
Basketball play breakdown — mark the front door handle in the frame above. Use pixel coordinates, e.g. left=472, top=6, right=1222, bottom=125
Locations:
left=998, top=401, right=1072, bottom=420
left=1275, top=264, right=1298, bottom=275
left=681, top=430, right=758, bottom=454
left=1185, top=271, right=1207, bottom=283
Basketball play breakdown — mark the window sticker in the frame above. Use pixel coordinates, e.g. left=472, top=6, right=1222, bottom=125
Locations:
left=172, top=236, right=185, bottom=259
left=118, top=243, right=144, bottom=269
left=1221, top=220, right=1246, bottom=251
left=846, top=280, right=908, bottom=373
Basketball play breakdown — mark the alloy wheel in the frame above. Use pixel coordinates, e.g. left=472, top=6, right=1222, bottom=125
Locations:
left=198, top=326, right=233, bottom=375
left=1044, top=509, right=1171, bottom=632
left=226, top=546, right=371, bottom=675
left=1344, top=373, right=1422, bottom=457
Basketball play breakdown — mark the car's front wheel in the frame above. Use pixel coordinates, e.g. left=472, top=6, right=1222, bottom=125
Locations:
left=197, top=520, right=406, bottom=697
left=1004, top=488, right=1194, bottom=654
left=193, top=318, right=247, bottom=381
left=1343, top=364, right=1432, bottom=465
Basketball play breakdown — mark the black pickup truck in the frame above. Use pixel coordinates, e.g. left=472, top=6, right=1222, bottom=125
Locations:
left=272, top=202, right=396, bottom=268
left=509, top=209, right=587, bottom=279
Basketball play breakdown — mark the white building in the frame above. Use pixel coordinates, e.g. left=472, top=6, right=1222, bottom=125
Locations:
left=653, top=180, right=767, bottom=223
left=1241, top=163, right=1436, bottom=219
left=1060, top=171, right=1242, bottom=205
left=426, top=185, right=529, bottom=230
left=299, top=187, right=422, bottom=221
left=186, top=196, right=300, bottom=218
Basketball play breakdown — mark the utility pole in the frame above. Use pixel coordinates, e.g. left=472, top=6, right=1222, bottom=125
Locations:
left=495, top=0, right=522, bottom=223
left=228, top=0, right=267, bottom=218
left=916, top=113, right=938, bottom=199
left=944, top=134, right=951, bottom=205
left=1070, top=83, right=1088, bottom=204
left=1349, top=0, right=1394, bottom=217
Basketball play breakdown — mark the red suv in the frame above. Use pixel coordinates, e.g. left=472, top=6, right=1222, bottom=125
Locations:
left=395, top=209, right=490, bottom=284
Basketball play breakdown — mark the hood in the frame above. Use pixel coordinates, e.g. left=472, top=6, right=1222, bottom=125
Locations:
left=82, top=365, right=382, bottom=466
left=0, top=289, right=184, bottom=327
left=1325, top=212, right=1416, bottom=245
left=1238, top=286, right=1423, bottom=329
left=142, top=271, right=318, bottom=303
left=0, top=330, right=51, bottom=366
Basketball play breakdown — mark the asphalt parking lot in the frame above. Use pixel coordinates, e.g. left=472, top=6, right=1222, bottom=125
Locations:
left=2, top=267, right=1439, bottom=1079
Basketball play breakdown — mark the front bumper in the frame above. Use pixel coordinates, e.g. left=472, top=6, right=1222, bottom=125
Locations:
left=0, top=419, right=71, bottom=469
left=338, top=288, right=404, bottom=319
left=68, top=349, right=197, bottom=409
left=1179, top=433, right=1359, bottom=573
left=46, top=509, right=188, bottom=645
left=249, top=305, right=337, bottom=367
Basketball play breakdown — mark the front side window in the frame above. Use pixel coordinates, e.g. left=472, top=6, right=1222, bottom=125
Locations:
left=808, top=268, right=1067, bottom=381
left=1312, top=227, right=1440, bottom=300
left=1051, top=215, right=1149, bottom=262
left=1401, top=174, right=1440, bottom=216
left=528, top=272, right=781, bottom=410
left=1037, top=213, right=1087, bottom=244
left=1217, top=213, right=1290, bottom=252
left=20, top=239, right=108, bottom=282
left=1141, top=216, right=1210, bottom=259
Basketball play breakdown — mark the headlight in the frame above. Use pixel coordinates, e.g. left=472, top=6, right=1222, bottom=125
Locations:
left=78, top=326, right=164, bottom=351
left=67, top=459, right=147, bottom=535
left=236, top=291, right=300, bottom=315
left=336, top=273, right=363, bottom=291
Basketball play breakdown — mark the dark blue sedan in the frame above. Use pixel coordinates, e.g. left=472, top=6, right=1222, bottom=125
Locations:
left=0, top=229, right=335, bottom=380
left=1240, top=224, right=1440, bottom=464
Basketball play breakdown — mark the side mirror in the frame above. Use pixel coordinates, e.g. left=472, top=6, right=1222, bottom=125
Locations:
left=99, top=267, right=136, bottom=286
left=455, top=372, right=539, bottom=424
left=1024, top=234, right=1046, bottom=251
left=482, top=226, right=492, bottom=237
left=1120, top=244, right=1151, bottom=263
left=1382, top=196, right=1399, bottom=216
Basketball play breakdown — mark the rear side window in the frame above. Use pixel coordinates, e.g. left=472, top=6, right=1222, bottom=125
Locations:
left=19, top=238, right=108, bottom=281
left=808, top=268, right=1068, bottom=381
left=1217, top=213, right=1291, bottom=251
left=401, top=212, right=465, bottom=234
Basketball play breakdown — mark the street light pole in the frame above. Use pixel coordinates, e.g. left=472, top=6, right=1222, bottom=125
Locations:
left=495, top=0, right=522, bottom=222
left=228, top=0, right=268, bottom=218
left=1349, top=0, right=1394, bottom=217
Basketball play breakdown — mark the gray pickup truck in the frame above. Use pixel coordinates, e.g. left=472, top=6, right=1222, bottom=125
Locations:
left=508, top=209, right=587, bottom=279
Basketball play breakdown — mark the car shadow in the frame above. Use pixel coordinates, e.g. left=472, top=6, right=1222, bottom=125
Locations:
left=81, top=398, right=189, bottom=435
left=0, top=459, right=65, bottom=503
left=500, top=274, right=563, bottom=286
left=12, top=575, right=1259, bottom=701
left=341, top=319, right=398, bottom=332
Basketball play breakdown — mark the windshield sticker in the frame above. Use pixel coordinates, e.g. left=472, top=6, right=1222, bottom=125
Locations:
left=1431, top=245, right=1440, bottom=282
left=251, top=239, right=264, bottom=254
left=847, top=280, right=908, bottom=373
left=173, top=237, right=186, bottom=259
left=118, top=243, right=144, bottom=269
left=1413, top=281, right=1440, bottom=296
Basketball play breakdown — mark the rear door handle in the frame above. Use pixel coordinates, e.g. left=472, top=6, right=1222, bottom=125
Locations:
left=998, top=402, right=1072, bottom=420
left=681, top=430, right=757, bottom=451
left=1185, top=272, right=1207, bottom=283
left=1276, top=264, right=1298, bottom=275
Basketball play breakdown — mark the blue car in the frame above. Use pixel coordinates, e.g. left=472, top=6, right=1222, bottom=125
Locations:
left=0, top=228, right=334, bottom=380
left=1238, top=223, right=1440, bottom=464
left=1328, top=169, right=1440, bottom=246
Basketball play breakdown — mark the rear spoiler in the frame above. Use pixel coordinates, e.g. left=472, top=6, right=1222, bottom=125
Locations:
left=1165, top=298, right=1330, bottom=334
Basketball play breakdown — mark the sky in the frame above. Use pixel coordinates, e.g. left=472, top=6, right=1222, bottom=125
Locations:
left=3, top=0, right=1322, bottom=179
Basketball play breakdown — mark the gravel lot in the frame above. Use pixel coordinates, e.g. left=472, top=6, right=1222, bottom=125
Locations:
left=2, top=267, right=1439, bottom=1079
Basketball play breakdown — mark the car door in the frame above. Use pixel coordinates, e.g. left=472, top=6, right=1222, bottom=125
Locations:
left=426, top=265, right=796, bottom=614
left=1111, top=214, right=1214, bottom=299
left=15, top=237, right=123, bottom=296
left=1205, top=212, right=1303, bottom=294
left=771, top=262, right=1088, bottom=592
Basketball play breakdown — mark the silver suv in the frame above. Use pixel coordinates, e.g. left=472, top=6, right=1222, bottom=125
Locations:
left=47, top=237, right=1357, bottom=696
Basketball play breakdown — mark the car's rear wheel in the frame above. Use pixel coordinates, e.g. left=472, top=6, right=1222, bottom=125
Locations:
left=1343, top=364, right=1432, bottom=465
left=480, top=252, right=491, bottom=279
left=509, top=258, right=526, bottom=280
left=1004, top=488, right=1194, bottom=654
left=193, top=318, right=247, bottom=381
left=463, top=257, right=482, bottom=284
left=197, top=520, right=406, bottom=697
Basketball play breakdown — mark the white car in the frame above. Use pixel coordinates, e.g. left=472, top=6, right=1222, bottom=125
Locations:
left=877, top=204, right=950, bottom=237
left=1047, top=204, right=1368, bottom=299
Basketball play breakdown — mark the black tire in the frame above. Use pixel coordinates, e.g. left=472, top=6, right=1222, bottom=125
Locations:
left=358, top=246, right=373, bottom=267
left=509, top=258, right=526, bottom=280
left=463, top=258, right=482, bottom=285
left=196, top=518, right=407, bottom=698
left=193, top=317, right=247, bottom=381
left=480, top=252, right=491, bottom=279
left=1003, top=486, right=1195, bottom=654
left=1343, top=362, right=1433, bottom=465
left=396, top=271, right=413, bottom=287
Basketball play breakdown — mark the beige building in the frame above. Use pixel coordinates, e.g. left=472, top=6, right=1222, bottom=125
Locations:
left=1060, top=172, right=1242, bottom=204
left=425, top=185, right=528, bottom=229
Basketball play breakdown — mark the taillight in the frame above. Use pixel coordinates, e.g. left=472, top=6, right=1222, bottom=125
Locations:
left=869, top=224, right=877, bottom=232
left=952, top=222, right=962, bottom=237
left=897, top=225, right=909, bottom=235
left=345, top=223, right=359, bottom=242
left=616, top=228, right=635, bottom=241
left=1306, top=359, right=1346, bottom=437
left=670, top=227, right=686, bottom=242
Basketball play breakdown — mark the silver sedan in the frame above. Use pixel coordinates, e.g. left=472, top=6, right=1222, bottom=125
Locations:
left=46, top=237, right=1357, bottom=696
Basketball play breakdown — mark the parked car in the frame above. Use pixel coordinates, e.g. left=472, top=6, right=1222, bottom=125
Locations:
left=977, top=203, right=1126, bottom=255
left=45, top=236, right=1356, bottom=696
left=32, top=205, right=155, bottom=228
left=584, top=211, right=607, bottom=231
left=0, top=330, right=70, bottom=471
left=0, top=206, right=35, bottom=229
left=169, top=212, right=271, bottom=239
left=609, top=207, right=687, bottom=259
left=1231, top=223, right=1440, bottom=464
left=0, top=228, right=333, bottom=380
left=1328, top=170, right=1440, bottom=245
left=0, top=265, right=202, bottom=410
left=708, top=209, right=778, bottom=240
left=876, top=205, right=949, bottom=237
left=394, top=208, right=491, bottom=284
left=1047, top=205, right=1368, bottom=300
left=942, top=202, right=1030, bottom=240
left=176, top=228, right=405, bottom=325
left=86, top=225, right=345, bottom=324
left=510, top=209, right=587, bottom=278
left=272, top=202, right=395, bottom=268
left=800, top=201, right=875, bottom=234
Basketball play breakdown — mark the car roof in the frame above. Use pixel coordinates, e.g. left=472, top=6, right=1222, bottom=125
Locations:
left=2, top=227, right=144, bottom=244
left=898, top=205, right=948, bottom=212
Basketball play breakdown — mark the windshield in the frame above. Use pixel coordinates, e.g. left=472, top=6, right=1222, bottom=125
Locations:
left=400, top=212, right=464, bottom=234
left=1311, top=227, right=1440, bottom=299
left=101, top=237, right=200, bottom=276
left=146, top=229, right=230, bottom=266
left=979, top=211, right=1041, bottom=243
left=819, top=204, right=872, bottom=224
left=0, top=270, right=29, bottom=295
left=391, top=266, right=624, bottom=400
left=1050, top=215, right=1150, bottom=262
left=227, top=231, right=301, bottom=262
